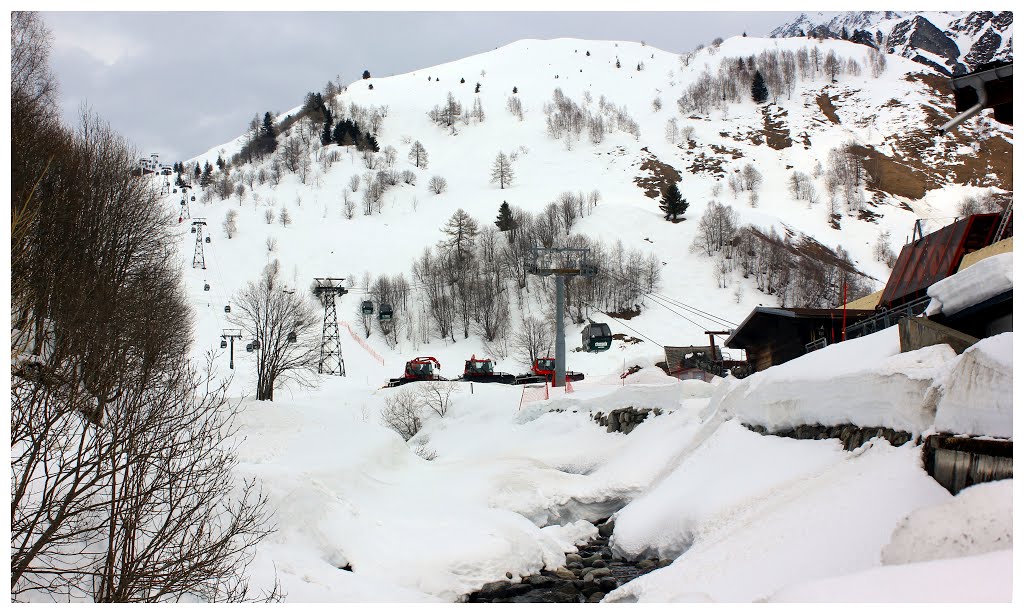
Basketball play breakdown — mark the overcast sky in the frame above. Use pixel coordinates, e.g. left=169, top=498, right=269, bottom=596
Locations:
left=41, top=10, right=806, bottom=163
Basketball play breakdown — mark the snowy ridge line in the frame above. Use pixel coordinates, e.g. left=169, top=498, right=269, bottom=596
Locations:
left=341, top=320, right=385, bottom=366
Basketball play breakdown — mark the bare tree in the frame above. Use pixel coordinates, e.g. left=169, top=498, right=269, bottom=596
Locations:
left=279, top=207, right=291, bottom=227
left=382, top=145, right=398, bottom=168
left=348, top=174, right=361, bottom=192
left=408, top=140, right=429, bottom=168
left=490, top=151, right=514, bottom=189
left=342, top=192, right=355, bottom=219
left=234, top=182, right=246, bottom=205
left=11, top=21, right=277, bottom=597
left=223, top=208, right=238, bottom=238
left=229, top=261, right=320, bottom=401
left=511, top=315, right=553, bottom=367
left=264, top=208, right=274, bottom=224
left=691, top=200, right=739, bottom=257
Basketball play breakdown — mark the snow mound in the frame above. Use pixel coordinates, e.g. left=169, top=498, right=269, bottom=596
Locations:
left=933, top=332, right=1013, bottom=437
left=610, top=420, right=847, bottom=561
left=709, top=327, right=954, bottom=433
left=881, top=479, right=1013, bottom=566
left=926, top=252, right=1012, bottom=317
left=605, top=440, right=951, bottom=602
left=764, top=549, right=1011, bottom=603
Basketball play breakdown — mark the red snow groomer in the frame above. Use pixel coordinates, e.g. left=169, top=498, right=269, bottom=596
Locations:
left=460, top=355, right=517, bottom=385
left=385, top=356, right=445, bottom=387
left=523, top=357, right=585, bottom=384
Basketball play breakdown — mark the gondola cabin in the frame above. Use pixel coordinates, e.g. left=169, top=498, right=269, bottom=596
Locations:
left=203, top=283, right=210, bottom=291
left=224, top=305, right=231, bottom=313
left=379, top=303, right=393, bottom=321
left=205, top=236, right=211, bottom=243
left=191, top=226, right=196, bottom=233
left=287, top=331, right=297, bottom=343
left=361, top=300, right=374, bottom=315
left=220, top=339, right=227, bottom=349
left=245, top=343, right=253, bottom=352
left=582, top=322, right=613, bottom=352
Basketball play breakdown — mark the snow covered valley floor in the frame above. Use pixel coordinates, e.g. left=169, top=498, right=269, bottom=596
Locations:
left=230, top=326, right=1013, bottom=603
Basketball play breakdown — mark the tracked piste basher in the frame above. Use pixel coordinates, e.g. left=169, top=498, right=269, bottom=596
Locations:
left=457, top=355, right=584, bottom=385
left=384, top=356, right=445, bottom=387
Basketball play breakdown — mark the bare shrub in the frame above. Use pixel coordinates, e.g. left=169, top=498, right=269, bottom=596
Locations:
left=380, top=388, right=423, bottom=441
left=419, top=380, right=458, bottom=417
left=428, top=175, right=448, bottom=194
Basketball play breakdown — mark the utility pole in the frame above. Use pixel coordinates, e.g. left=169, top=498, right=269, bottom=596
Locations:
left=313, top=277, right=347, bottom=376
left=221, top=328, right=243, bottom=370
left=191, top=219, right=207, bottom=269
left=527, top=247, right=595, bottom=387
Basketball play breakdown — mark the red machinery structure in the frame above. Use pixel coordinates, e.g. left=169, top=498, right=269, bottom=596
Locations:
left=528, top=357, right=584, bottom=384
left=385, top=356, right=444, bottom=387
left=460, top=355, right=517, bottom=384
left=458, top=355, right=585, bottom=385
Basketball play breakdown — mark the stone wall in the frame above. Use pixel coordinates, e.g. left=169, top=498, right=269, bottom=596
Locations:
left=743, top=422, right=916, bottom=451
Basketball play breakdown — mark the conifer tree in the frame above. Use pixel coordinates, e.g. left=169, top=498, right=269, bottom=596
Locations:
left=260, top=111, right=277, bottom=154
left=751, top=70, right=769, bottom=104
left=495, top=200, right=515, bottom=232
left=658, top=183, right=688, bottom=221
left=200, top=161, right=213, bottom=188
left=320, top=108, right=333, bottom=146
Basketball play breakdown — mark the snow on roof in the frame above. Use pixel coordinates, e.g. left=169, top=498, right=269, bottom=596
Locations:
left=926, top=252, right=1012, bottom=317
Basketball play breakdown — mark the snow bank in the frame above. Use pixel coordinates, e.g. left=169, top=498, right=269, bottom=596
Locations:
left=882, top=479, right=1013, bottom=565
left=605, top=440, right=951, bottom=602
left=610, top=420, right=847, bottom=561
left=926, top=252, right=1012, bottom=317
left=709, top=327, right=954, bottom=433
left=764, top=549, right=1011, bottom=602
left=933, top=332, right=1013, bottom=437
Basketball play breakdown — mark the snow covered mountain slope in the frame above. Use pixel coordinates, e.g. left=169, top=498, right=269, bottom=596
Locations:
left=175, top=35, right=1010, bottom=388
left=770, top=10, right=1013, bottom=75
left=157, top=34, right=1013, bottom=603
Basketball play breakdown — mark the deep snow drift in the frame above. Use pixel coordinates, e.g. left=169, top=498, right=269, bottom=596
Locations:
left=224, top=324, right=1011, bottom=602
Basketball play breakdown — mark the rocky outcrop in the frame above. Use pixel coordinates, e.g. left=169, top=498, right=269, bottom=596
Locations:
left=591, top=407, right=663, bottom=435
left=771, top=11, right=1013, bottom=76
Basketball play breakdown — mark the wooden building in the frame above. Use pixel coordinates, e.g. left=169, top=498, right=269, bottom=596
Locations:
left=724, top=307, right=875, bottom=373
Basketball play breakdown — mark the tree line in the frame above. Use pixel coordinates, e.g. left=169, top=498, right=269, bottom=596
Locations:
left=11, top=12, right=275, bottom=602
left=352, top=194, right=661, bottom=364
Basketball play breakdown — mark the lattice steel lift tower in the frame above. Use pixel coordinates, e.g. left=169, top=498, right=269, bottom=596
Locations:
left=313, top=277, right=347, bottom=376
left=191, top=219, right=207, bottom=269
left=527, top=247, right=595, bottom=387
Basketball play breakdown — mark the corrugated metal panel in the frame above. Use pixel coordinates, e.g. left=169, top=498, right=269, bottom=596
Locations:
left=880, top=215, right=998, bottom=309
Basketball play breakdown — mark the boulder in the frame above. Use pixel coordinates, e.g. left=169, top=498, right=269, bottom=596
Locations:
left=553, top=568, right=576, bottom=581
left=587, top=592, right=606, bottom=603
left=479, top=580, right=511, bottom=595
